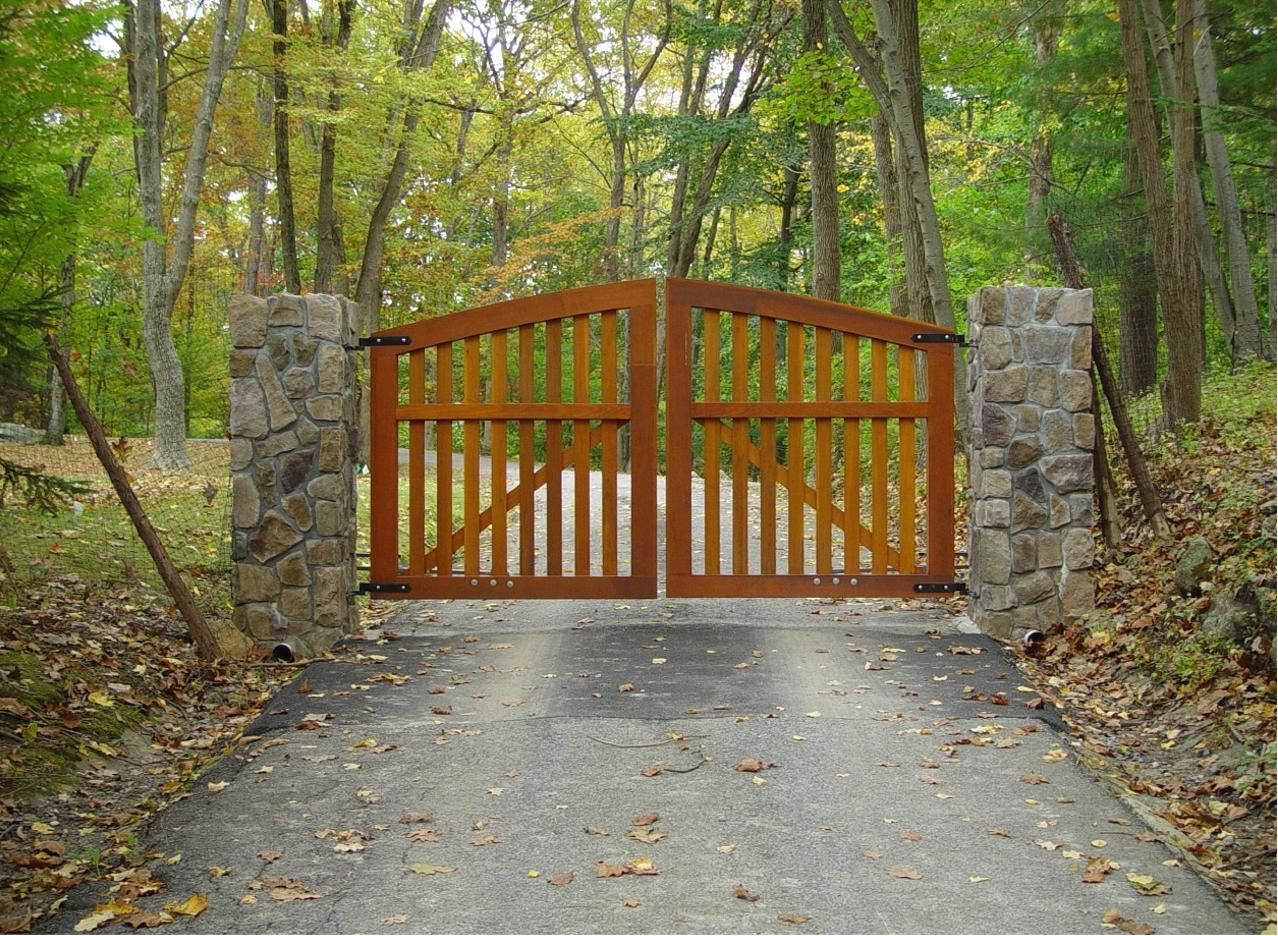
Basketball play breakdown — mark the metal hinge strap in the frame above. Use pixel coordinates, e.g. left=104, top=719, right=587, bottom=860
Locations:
left=358, top=335, right=411, bottom=347
left=913, top=582, right=969, bottom=594
left=912, top=332, right=966, bottom=346
left=358, top=582, right=410, bottom=594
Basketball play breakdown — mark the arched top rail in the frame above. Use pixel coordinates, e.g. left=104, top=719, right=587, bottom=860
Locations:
left=666, top=278, right=951, bottom=347
left=368, top=278, right=656, bottom=351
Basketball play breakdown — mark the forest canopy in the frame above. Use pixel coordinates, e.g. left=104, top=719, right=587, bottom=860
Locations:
left=1, top=0, right=1274, bottom=465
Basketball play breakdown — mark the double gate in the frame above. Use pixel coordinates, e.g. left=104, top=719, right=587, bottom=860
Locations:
left=365, top=279, right=957, bottom=600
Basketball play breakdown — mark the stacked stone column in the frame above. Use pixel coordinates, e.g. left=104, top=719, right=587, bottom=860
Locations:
left=967, top=285, right=1096, bottom=639
left=228, top=293, right=360, bottom=657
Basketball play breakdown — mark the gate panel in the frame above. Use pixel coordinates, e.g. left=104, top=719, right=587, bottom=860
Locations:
left=665, top=278, right=956, bottom=598
left=367, top=280, right=658, bottom=598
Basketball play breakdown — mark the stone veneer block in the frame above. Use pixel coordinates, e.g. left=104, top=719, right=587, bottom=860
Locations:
left=967, top=285, right=1095, bottom=640
left=229, top=292, right=360, bottom=659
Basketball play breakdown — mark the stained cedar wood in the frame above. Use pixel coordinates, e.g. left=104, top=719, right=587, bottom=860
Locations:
left=490, top=330, right=508, bottom=575
left=627, top=299, right=658, bottom=584
left=545, top=319, right=563, bottom=575
left=369, top=278, right=951, bottom=599
left=600, top=311, right=619, bottom=575
left=898, top=347, right=917, bottom=574
left=926, top=344, right=956, bottom=579
left=463, top=336, right=481, bottom=576
left=367, top=346, right=398, bottom=580
left=422, top=425, right=608, bottom=572
left=408, top=349, right=425, bottom=575
left=518, top=325, right=535, bottom=574
left=844, top=334, right=861, bottom=573
left=786, top=322, right=804, bottom=574
left=758, top=317, right=778, bottom=575
left=435, top=342, right=453, bottom=576
left=731, top=312, right=749, bottom=575
left=870, top=339, right=889, bottom=574
left=664, top=294, right=694, bottom=583
left=573, top=315, right=591, bottom=574
left=814, top=327, right=833, bottom=574
left=702, top=310, right=720, bottom=575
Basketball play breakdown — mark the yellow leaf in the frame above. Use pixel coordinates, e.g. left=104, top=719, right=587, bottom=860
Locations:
left=409, top=864, right=456, bottom=875
left=164, top=894, right=208, bottom=918
left=32, top=821, right=55, bottom=834
left=88, top=691, right=113, bottom=707
left=527, top=869, right=540, bottom=878
left=74, top=900, right=136, bottom=932
left=968, top=876, right=990, bottom=883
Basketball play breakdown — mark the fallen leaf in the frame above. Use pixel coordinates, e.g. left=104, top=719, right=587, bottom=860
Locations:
left=900, top=829, right=923, bottom=842
left=631, top=812, right=660, bottom=827
left=381, top=915, right=409, bottom=924
left=469, top=835, right=503, bottom=847
left=584, top=826, right=609, bottom=836
left=618, top=683, right=635, bottom=693
left=968, top=876, right=990, bottom=883
left=628, top=827, right=666, bottom=844
left=640, top=764, right=664, bottom=777
left=863, top=849, right=882, bottom=860
left=1021, top=772, right=1050, bottom=785
left=431, top=705, right=453, bottom=716
left=596, top=862, right=628, bottom=878
left=621, top=897, right=640, bottom=908
left=257, top=850, right=283, bottom=863
left=717, top=844, right=736, bottom=854
left=119, top=911, right=172, bottom=929
left=888, top=866, right=922, bottom=880
left=1126, top=873, right=1171, bottom=895
left=1042, top=749, right=1067, bottom=763
left=409, top=864, right=456, bottom=876
left=733, top=883, right=760, bottom=902
left=777, top=913, right=811, bottom=925
left=548, top=872, right=574, bottom=886
left=74, top=900, right=137, bottom=932
left=207, top=780, right=229, bottom=793
left=406, top=829, right=443, bottom=843
left=163, top=894, right=208, bottom=918
left=735, top=758, right=774, bottom=773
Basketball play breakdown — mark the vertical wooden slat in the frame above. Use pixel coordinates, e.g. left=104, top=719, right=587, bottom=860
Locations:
left=491, top=330, right=508, bottom=576
left=368, top=347, right=399, bottom=581
left=786, top=321, right=804, bottom=574
left=731, top=312, right=749, bottom=575
left=573, top=315, right=591, bottom=575
left=600, top=311, right=618, bottom=576
left=546, top=318, right=563, bottom=575
left=925, top=344, right=956, bottom=579
left=898, top=347, right=916, bottom=574
left=463, top=336, right=481, bottom=575
left=702, top=310, right=720, bottom=575
left=758, top=317, right=777, bottom=575
left=870, top=338, right=888, bottom=574
left=408, top=349, right=425, bottom=575
left=814, top=328, right=833, bottom=575
left=843, top=335, right=860, bottom=573
left=518, top=325, right=535, bottom=575
left=435, top=342, right=453, bottom=576
left=628, top=297, right=659, bottom=585
left=664, top=295, right=693, bottom=585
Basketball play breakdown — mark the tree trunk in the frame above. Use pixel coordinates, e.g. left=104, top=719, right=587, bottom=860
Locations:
left=1191, top=0, right=1271, bottom=361
left=315, top=0, right=354, bottom=295
left=776, top=163, right=800, bottom=291
left=1025, top=7, right=1059, bottom=280
left=1138, top=0, right=1242, bottom=365
left=272, top=0, right=301, bottom=294
left=245, top=171, right=267, bottom=295
left=1118, top=0, right=1200, bottom=429
left=1119, top=145, right=1158, bottom=396
left=353, top=0, right=450, bottom=334
left=804, top=0, right=840, bottom=300
left=869, top=107, right=905, bottom=316
left=491, top=116, right=514, bottom=270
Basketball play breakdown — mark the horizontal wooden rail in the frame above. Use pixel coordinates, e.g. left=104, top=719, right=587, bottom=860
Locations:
left=692, top=401, right=928, bottom=419
left=397, top=403, right=631, bottom=421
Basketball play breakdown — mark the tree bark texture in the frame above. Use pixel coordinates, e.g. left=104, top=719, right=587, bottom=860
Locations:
left=272, top=0, right=301, bottom=294
left=1138, top=0, right=1246, bottom=365
left=1119, top=145, right=1159, bottom=397
left=1190, top=0, right=1271, bottom=361
left=1118, top=0, right=1200, bottom=429
left=803, top=0, right=840, bottom=301
left=315, top=0, right=354, bottom=294
left=869, top=107, right=905, bottom=316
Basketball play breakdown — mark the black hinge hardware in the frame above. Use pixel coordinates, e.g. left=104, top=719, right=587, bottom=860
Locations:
left=358, top=582, right=411, bottom=594
left=912, top=332, right=966, bottom=346
left=913, top=582, right=969, bottom=594
left=358, top=335, right=411, bottom=347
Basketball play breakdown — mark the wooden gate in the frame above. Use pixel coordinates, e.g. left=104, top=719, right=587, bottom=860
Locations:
left=366, top=280, right=658, bottom=598
left=664, top=278, right=957, bottom=597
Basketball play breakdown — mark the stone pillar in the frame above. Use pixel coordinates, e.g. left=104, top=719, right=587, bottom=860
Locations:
left=228, top=293, right=360, bottom=658
left=966, top=285, right=1096, bottom=640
